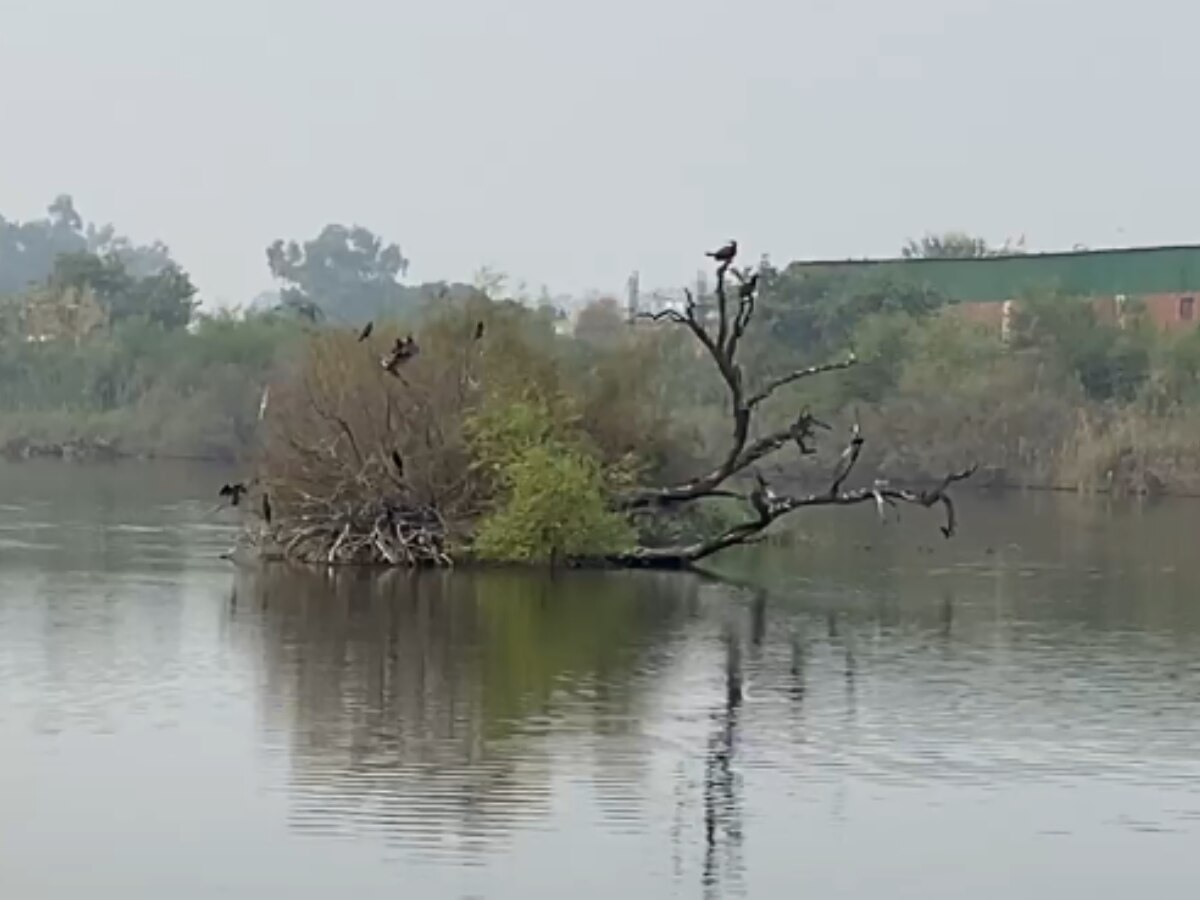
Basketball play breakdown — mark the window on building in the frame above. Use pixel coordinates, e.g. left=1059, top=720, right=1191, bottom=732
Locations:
left=1181, top=296, right=1195, bottom=322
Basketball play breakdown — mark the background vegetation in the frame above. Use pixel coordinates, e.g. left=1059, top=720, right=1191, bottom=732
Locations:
left=2, top=197, right=1199, bottom=499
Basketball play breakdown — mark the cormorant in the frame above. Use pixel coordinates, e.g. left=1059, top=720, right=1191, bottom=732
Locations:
left=749, top=469, right=774, bottom=521
left=358, top=321, right=374, bottom=342
left=706, top=240, right=738, bottom=264
left=219, top=483, right=248, bottom=506
left=381, top=335, right=419, bottom=375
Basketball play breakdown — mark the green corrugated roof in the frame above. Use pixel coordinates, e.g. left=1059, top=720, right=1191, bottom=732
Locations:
left=788, top=244, right=1200, bottom=302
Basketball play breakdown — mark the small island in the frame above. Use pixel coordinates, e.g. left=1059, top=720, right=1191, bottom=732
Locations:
left=238, top=242, right=975, bottom=570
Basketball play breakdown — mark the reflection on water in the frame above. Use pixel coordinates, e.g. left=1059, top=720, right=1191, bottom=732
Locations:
left=233, top=567, right=703, bottom=865
left=5, top=463, right=1200, bottom=898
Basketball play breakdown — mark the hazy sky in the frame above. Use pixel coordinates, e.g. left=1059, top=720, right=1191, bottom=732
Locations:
left=1, top=0, right=1196, bottom=305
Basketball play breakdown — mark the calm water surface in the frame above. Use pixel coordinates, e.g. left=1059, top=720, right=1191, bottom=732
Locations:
left=3, top=462, right=1200, bottom=898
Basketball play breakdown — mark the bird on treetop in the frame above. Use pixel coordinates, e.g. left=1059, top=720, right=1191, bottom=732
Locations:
left=706, top=240, right=738, bottom=263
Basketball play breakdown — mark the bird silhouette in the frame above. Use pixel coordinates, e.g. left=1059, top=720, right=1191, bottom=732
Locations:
left=706, top=240, right=738, bottom=264
left=474, top=321, right=485, bottom=341
left=381, top=335, right=419, bottom=375
left=391, top=449, right=404, bottom=478
left=219, top=483, right=248, bottom=506
left=358, top=321, right=374, bottom=342
left=738, top=272, right=759, bottom=299
left=749, top=469, right=774, bottom=520
left=261, top=493, right=272, bottom=525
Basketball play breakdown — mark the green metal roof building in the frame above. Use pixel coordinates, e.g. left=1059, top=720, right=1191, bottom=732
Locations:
left=789, top=244, right=1200, bottom=303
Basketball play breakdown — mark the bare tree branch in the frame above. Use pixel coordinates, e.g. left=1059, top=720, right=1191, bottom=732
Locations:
left=611, top=448, right=976, bottom=567
left=628, top=257, right=856, bottom=510
left=745, top=356, right=857, bottom=409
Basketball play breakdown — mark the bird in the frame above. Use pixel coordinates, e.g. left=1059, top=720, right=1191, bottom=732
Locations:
left=219, top=483, right=248, bottom=507
left=381, top=335, right=419, bottom=375
left=830, top=424, right=864, bottom=491
left=871, top=478, right=892, bottom=523
left=738, top=272, right=759, bottom=299
left=749, top=469, right=774, bottom=520
left=357, top=321, right=374, bottom=342
left=390, top=449, right=404, bottom=478
left=474, top=320, right=485, bottom=341
left=706, top=240, right=738, bottom=264
left=261, top=492, right=272, bottom=525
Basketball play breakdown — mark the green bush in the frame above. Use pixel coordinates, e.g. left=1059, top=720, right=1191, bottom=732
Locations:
left=468, top=397, right=634, bottom=562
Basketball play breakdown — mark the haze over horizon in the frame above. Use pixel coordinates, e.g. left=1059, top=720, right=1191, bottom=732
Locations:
left=3, top=0, right=1196, bottom=306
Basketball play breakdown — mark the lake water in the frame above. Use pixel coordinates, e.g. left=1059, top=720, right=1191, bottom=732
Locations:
left=3, top=462, right=1200, bottom=898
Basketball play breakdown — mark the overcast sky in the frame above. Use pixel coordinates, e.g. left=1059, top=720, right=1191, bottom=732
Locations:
left=1, top=0, right=1196, bottom=304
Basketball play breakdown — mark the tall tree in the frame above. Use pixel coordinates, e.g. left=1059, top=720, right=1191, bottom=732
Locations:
left=49, top=251, right=196, bottom=330
left=0, top=195, right=173, bottom=296
left=266, top=224, right=411, bottom=325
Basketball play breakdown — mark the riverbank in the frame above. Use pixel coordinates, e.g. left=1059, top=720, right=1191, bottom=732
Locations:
left=0, top=408, right=247, bottom=464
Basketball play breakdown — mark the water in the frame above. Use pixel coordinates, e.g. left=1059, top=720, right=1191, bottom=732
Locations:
left=3, top=462, right=1200, bottom=898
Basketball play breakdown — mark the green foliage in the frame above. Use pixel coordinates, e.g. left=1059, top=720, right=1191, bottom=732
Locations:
left=1143, top=327, right=1200, bottom=410
left=266, top=224, right=413, bottom=325
left=837, top=312, right=918, bottom=403
left=49, top=251, right=196, bottom=330
left=467, top=397, right=635, bottom=562
left=0, top=195, right=173, bottom=297
left=1012, top=291, right=1151, bottom=402
left=753, top=265, right=945, bottom=363
left=0, top=310, right=303, bottom=459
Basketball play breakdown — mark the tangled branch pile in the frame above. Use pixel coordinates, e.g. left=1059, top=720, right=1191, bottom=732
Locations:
left=241, top=241, right=975, bottom=569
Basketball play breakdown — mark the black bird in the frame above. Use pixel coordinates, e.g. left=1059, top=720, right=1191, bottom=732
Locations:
left=749, top=469, right=773, bottom=521
left=219, top=483, right=248, bottom=507
left=738, top=272, right=759, bottom=299
left=261, top=492, right=272, bottom=525
left=390, top=449, right=404, bottom=478
left=706, top=239, right=738, bottom=264
left=381, top=335, right=419, bottom=375
left=474, top=320, right=485, bottom=341
left=358, top=321, right=374, bottom=342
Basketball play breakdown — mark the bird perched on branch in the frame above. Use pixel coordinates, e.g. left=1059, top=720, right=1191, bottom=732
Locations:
left=357, top=321, right=374, bottom=342
left=391, top=449, right=404, bottom=478
left=749, top=469, right=776, bottom=521
left=381, top=335, right=419, bottom=375
left=474, top=321, right=485, bottom=341
left=830, top=423, right=865, bottom=491
left=219, top=483, right=248, bottom=507
left=738, top=272, right=759, bottom=299
left=706, top=240, right=738, bottom=264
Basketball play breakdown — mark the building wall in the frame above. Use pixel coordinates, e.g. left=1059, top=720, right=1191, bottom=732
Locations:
left=790, top=245, right=1200, bottom=303
left=948, top=291, right=1200, bottom=335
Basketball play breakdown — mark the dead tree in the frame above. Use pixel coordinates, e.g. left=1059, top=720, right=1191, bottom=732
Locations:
left=609, top=247, right=976, bottom=567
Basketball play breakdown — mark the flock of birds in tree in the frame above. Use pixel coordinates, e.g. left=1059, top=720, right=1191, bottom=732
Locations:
left=217, top=314, right=487, bottom=529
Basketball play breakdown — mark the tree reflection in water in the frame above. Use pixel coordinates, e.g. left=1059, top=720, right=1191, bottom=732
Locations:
left=227, top=566, right=707, bottom=863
